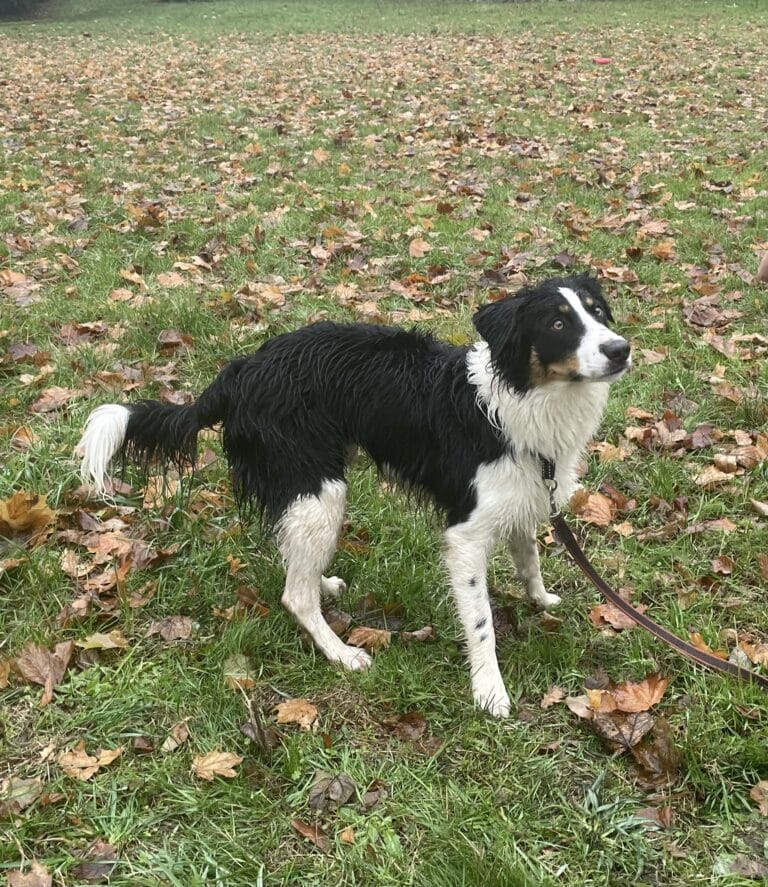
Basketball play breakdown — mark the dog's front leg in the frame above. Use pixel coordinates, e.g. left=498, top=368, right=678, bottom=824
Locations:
left=444, top=523, right=510, bottom=718
left=508, top=528, right=561, bottom=609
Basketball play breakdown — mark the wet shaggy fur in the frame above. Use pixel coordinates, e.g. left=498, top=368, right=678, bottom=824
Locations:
left=77, top=274, right=631, bottom=717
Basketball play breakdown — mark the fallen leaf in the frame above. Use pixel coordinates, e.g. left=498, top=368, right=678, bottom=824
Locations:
left=726, top=854, right=768, bottom=881
left=71, top=838, right=119, bottom=882
left=223, top=653, right=256, bottom=691
left=540, top=685, right=565, bottom=709
left=629, top=718, right=681, bottom=789
left=339, top=825, right=355, bottom=844
left=408, top=237, right=432, bottom=258
left=361, top=778, right=388, bottom=810
left=146, top=615, right=194, bottom=641
left=0, top=776, right=43, bottom=817
left=400, top=625, right=435, bottom=643
left=291, top=819, right=330, bottom=851
left=346, top=625, right=391, bottom=652
left=274, top=698, right=319, bottom=731
left=750, top=780, right=768, bottom=816
left=30, top=385, right=83, bottom=413
left=383, top=710, right=427, bottom=741
left=308, top=771, right=357, bottom=813
left=58, top=742, right=123, bottom=781
left=161, top=719, right=191, bottom=753
left=0, top=491, right=56, bottom=546
left=76, top=630, right=130, bottom=651
left=7, top=861, right=52, bottom=887
left=191, top=750, right=243, bottom=781
left=592, top=710, right=655, bottom=751
left=12, top=640, right=74, bottom=705
left=610, top=674, right=669, bottom=713
left=570, top=490, right=614, bottom=527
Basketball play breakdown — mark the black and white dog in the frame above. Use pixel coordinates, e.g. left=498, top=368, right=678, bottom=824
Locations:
left=77, top=274, right=630, bottom=717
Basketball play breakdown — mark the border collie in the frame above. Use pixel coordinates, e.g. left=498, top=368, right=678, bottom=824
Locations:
left=77, top=274, right=630, bottom=717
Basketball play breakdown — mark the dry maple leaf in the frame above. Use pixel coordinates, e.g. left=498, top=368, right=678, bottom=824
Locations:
left=592, top=710, right=655, bottom=751
left=0, top=491, right=56, bottom=546
left=540, top=685, right=566, bottom=709
left=191, top=750, right=243, bottom=781
left=610, top=674, right=669, bottom=713
left=569, top=490, right=614, bottom=527
left=76, top=630, right=130, bottom=651
left=146, top=615, right=194, bottom=641
left=589, top=600, right=646, bottom=631
left=408, top=237, right=432, bottom=259
left=274, top=698, right=319, bottom=731
left=12, top=640, right=74, bottom=705
left=346, top=625, right=391, bottom=652
left=30, top=385, right=83, bottom=413
left=58, top=741, right=123, bottom=781
left=629, top=717, right=682, bottom=790
left=7, top=861, right=52, bottom=887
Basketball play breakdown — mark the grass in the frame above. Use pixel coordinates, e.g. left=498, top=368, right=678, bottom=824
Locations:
left=2, top=0, right=768, bottom=884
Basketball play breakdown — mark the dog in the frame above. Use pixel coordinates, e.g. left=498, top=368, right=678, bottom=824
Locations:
left=77, top=273, right=631, bottom=717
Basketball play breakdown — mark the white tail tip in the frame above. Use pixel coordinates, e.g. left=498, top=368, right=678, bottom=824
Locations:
left=75, top=404, right=131, bottom=495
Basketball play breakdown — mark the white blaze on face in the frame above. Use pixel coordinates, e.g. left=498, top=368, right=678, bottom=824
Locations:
left=559, top=287, right=630, bottom=380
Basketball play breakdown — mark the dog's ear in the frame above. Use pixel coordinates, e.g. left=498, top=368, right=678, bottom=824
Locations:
left=472, top=297, right=531, bottom=391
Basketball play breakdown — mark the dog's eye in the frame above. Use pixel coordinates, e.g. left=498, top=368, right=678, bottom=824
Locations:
left=552, top=319, right=565, bottom=331
left=593, top=305, right=604, bottom=317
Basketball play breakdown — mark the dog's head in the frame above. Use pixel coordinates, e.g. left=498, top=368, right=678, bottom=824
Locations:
left=472, top=274, right=631, bottom=392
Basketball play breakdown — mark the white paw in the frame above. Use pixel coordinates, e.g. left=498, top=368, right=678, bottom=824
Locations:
left=473, top=682, right=511, bottom=719
left=335, top=645, right=372, bottom=672
left=529, top=589, right=562, bottom=610
left=321, top=575, right=347, bottom=598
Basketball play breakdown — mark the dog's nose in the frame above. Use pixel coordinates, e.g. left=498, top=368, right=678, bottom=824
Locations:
left=600, top=339, right=631, bottom=365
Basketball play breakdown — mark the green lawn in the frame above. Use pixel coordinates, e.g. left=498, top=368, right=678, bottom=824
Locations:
left=2, top=1, right=768, bottom=884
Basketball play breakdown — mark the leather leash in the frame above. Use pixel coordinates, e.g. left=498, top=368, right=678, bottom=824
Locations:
left=540, top=457, right=768, bottom=692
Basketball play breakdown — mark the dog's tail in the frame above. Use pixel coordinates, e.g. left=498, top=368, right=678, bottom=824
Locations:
left=76, top=361, right=242, bottom=495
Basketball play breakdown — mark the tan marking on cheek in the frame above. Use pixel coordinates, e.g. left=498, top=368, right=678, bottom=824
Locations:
left=558, top=303, right=571, bottom=313
left=545, top=353, right=581, bottom=381
left=528, top=351, right=581, bottom=385
left=529, top=350, right=547, bottom=386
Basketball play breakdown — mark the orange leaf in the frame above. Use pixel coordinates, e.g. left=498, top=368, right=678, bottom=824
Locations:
left=191, top=750, right=243, bottom=781
left=610, top=674, right=669, bottom=713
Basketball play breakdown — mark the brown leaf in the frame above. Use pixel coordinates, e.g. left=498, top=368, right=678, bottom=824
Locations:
left=71, top=838, right=119, bottom=882
left=30, top=385, right=83, bottom=413
left=408, top=237, right=432, bottom=259
left=383, top=710, right=427, bottom=741
left=308, top=771, right=357, bottom=813
left=191, top=750, right=243, bottom=781
left=346, top=625, right=391, bottom=653
left=76, top=630, right=130, bottom=651
left=7, top=861, right=52, bottom=887
left=750, top=780, right=768, bottom=816
left=540, top=685, right=565, bottom=709
left=565, top=695, right=593, bottom=720
left=727, top=855, right=768, bottom=881
left=400, top=625, right=435, bottom=643
left=223, top=653, right=256, bottom=691
left=338, top=825, right=356, bottom=844
left=650, top=240, right=676, bottom=262
left=589, top=599, right=646, bottom=631
left=610, top=675, right=669, bottom=713
left=146, top=615, right=194, bottom=641
left=0, top=776, right=43, bottom=817
left=592, top=710, right=655, bottom=750
left=291, top=819, right=330, bottom=851
left=274, top=698, right=319, bottom=731
left=361, top=778, right=388, bottom=810
left=0, top=491, right=56, bottom=546
left=629, top=718, right=681, bottom=789
left=58, top=741, right=123, bottom=781
left=161, top=719, right=190, bottom=753
left=750, top=499, right=768, bottom=518
left=570, top=490, right=614, bottom=527
left=13, top=640, right=74, bottom=705
left=633, top=806, right=674, bottom=829
left=711, top=555, right=734, bottom=576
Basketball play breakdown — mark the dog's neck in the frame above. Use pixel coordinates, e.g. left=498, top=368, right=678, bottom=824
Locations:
left=466, top=340, right=610, bottom=462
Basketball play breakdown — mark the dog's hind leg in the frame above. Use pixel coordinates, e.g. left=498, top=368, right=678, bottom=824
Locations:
left=508, top=529, right=561, bottom=609
left=444, top=522, right=510, bottom=718
left=277, top=479, right=370, bottom=671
